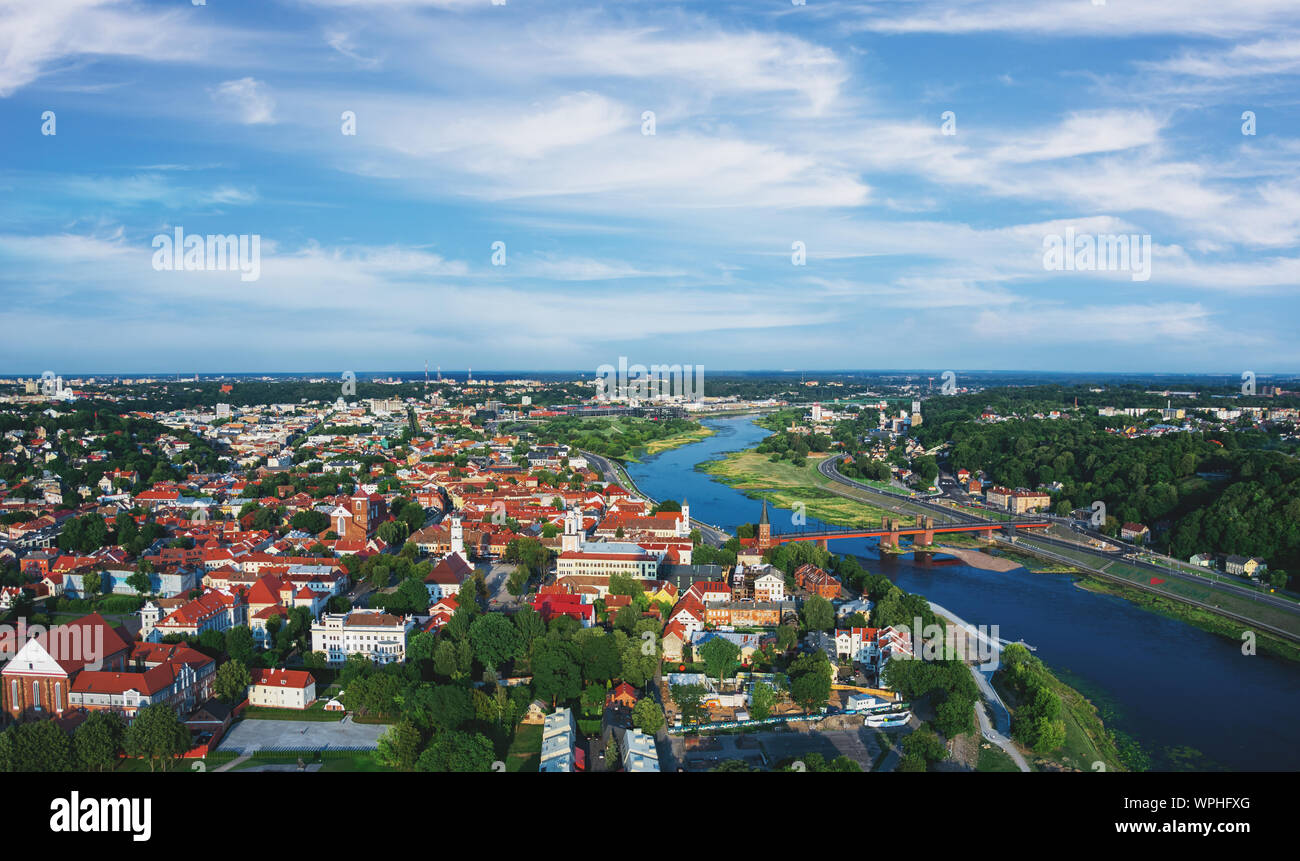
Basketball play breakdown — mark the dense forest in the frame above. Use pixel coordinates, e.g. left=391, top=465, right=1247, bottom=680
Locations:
left=916, top=391, right=1300, bottom=578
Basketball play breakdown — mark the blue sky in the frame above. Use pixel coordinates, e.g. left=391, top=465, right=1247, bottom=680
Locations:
left=1, top=0, right=1298, bottom=374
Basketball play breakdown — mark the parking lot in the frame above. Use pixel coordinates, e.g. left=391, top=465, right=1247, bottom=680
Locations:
left=217, top=716, right=387, bottom=753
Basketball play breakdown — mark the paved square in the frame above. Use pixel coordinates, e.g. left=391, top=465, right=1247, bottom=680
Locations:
left=218, top=716, right=388, bottom=753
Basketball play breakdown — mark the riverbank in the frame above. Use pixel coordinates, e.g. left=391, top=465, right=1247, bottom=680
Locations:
left=636, top=424, right=716, bottom=458
left=625, top=414, right=1300, bottom=771
left=698, top=450, right=894, bottom=530
left=1074, top=576, right=1300, bottom=663
left=929, top=544, right=1023, bottom=572
left=989, top=540, right=1300, bottom=663
left=993, top=653, right=1130, bottom=772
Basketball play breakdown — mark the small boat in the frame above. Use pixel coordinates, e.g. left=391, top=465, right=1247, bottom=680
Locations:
left=864, top=711, right=911, bottom=728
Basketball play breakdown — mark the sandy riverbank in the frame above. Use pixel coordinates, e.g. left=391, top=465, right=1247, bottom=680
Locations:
left=930, top=545, right=1023, bottom=572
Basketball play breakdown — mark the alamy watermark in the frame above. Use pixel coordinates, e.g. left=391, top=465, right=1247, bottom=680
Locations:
left=1, top=619, right=106, bottom=670
left=595, top=357, right=704, bottom=402
left=1042, top=227, right=1151, bottom=282
left=152, top=227, right=261, bottom=282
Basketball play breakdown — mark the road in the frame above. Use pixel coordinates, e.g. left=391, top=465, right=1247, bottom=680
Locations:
left=971, top=677, right=1031, bottom=772
left=819, top=454, right=1300, bottom=641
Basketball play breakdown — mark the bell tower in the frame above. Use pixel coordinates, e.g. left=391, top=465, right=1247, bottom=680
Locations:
left=562, top=506, right=581, bottom=553
left=450, top=513, right=465, bottom=558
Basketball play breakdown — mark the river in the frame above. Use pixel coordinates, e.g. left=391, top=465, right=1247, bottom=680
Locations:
left=626, top=415, right=1300, bottom=771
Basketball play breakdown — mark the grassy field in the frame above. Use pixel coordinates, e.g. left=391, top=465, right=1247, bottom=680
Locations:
left=639, top=424, right=716, bottom=457
left=976, top=743, right=1022, bottom=772
left=991, top=547, right=1080, bottom=574
left=505, top=722, right=542, bottom=772
left=699, top=452, right=899, bottom=530
left=240, top=701, right=343, bottom=722
left=1076, top=577, right=1300, bottom=662
left=318, top=752, right=389, bottom=772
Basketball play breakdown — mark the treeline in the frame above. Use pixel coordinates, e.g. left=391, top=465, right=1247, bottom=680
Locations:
left=918, top=393, right=1300, bottom=576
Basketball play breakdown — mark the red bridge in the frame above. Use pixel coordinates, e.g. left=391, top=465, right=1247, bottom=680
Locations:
left=759, top=505, right=1050, bottom=550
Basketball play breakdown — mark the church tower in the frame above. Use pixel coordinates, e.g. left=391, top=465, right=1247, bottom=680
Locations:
left=450, top=513, right=465, bottom=558
left=562, top=506, right=582, bottom=553
left=757, top=499, right=771, bottom=549
left=678, top=499, right=690, bottom=538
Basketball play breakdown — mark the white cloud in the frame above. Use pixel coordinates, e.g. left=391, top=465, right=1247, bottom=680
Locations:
left=847, top=0, right=1300, bottom=40
left=0, top=0, right=260, bottom=97
left=211, top=77, right=277, bottom=125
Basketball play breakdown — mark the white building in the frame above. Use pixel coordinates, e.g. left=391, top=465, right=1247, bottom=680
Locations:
left=752, top=570, right=786, bottom=603
left=247, top=668, right=317, bottom=710
left=540, top=707, right=578, bottom=773
left=556, top=542, right=662, bottom=580
left=620, top=727, right=660, bottom=772
left=310, top=611, right=414, bottom=665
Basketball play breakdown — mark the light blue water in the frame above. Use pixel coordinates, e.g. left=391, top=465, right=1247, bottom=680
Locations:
left=627, top=415, right=1300, bottom=771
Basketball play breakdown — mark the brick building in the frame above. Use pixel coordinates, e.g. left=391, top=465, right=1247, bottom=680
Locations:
left=2, top=614, right=133, bottom=721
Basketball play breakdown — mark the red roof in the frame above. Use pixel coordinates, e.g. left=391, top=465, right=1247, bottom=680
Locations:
left=251, top=667, right=315, bottom=689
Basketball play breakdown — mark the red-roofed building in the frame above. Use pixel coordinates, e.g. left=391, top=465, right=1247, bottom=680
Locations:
left=606, top=682, right=639, bottom=710
left=685, top=581, right=732, bottom=605
left=69, top=642, right=216, bottom=719
left=794, top=564, right=842, bottom=600
left=424, top=552, right=473, bottom=600
left=142, top=588, right=247, bottom=640
left=527, top=593, right=595, bottom=627
left=248, top=668, right=317, bottom=710
left=2, top=614, right=134, bottom=719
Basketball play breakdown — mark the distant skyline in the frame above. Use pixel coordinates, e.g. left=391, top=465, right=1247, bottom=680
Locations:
left=6, top=367, right=1297, bottom=383
left=2, top=0, right=1299, bottom=373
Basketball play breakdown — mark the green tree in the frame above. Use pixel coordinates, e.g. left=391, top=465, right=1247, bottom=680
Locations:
left=416, top=730, right=495, bottom=772
left=74, top=711, right=125, bottom=772
left=225, top=626, right=257, bottom=665
left=698, top=636, right=740, bottom=684
left=81, top=569, right=102, bottom=598
left=632, top=697, right=665, bottom=735
left=214, top=658, right=252, bottom=704
left=376, top=720, right=423, bottom=771
left=801, top=594, right=835, bottom=632
left=124, top=703, right=190, bottom=771
left=902, top=724, right=947, bottom=764
left=788, top=650, right=832, bottom=713
left=577, top=631, right=621, bottom=683
left=1, top=720, right=76, bottom=772
left=468, top=613, right=524, bottom=670
left=749, top=681, right=777, bottom=721
left=532, top=639, right=582, bottom=706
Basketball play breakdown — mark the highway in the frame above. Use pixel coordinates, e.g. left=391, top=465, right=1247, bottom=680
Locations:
left=819, top=454, right=1300, bottom=641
